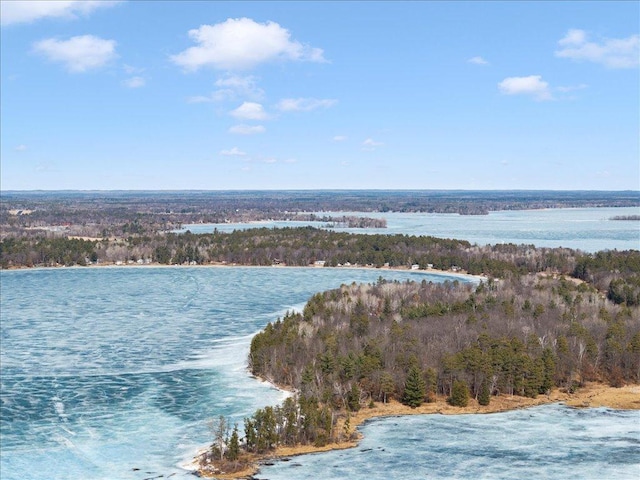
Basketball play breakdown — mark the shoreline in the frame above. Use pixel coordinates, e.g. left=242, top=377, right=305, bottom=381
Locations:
left=195, top=382, right=640, bottom=479
left=0, top=261, right=487, bottom=283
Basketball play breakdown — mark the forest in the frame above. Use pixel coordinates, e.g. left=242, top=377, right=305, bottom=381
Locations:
left=2, top=227, right=639, bottom=307
left=2, top=190, right=638, bottom=239
left=197, top=270, right=639, bottom=475
left=2, top=191, right=639, bottom=477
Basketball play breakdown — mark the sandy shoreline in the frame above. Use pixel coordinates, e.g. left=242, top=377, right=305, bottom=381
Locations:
left=196, top=382, right=640, bottom=478
left=1, top=261, right=488, bottom=283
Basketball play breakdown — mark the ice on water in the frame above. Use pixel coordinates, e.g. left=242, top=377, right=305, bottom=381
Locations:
left=178, top=207, right=640, bottom=253
left=2, top=266, right=465, bottom=480
left=1, top=261, right=638, bottom=479
left=260, top=405, right=640, bottom=480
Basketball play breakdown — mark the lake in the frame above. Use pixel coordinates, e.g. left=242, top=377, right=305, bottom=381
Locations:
left=0, top=266, right=466, bottom=480
left=178, top=206, right=640, bottom=253
left=2, top=206, right=639, bottom=479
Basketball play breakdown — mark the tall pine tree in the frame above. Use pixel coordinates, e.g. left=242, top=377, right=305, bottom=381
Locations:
left=402, top=365, right=426, bottom=408
left=448, top=379, right=470, bottom=407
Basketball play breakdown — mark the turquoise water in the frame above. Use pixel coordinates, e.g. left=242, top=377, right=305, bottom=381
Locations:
left=2, top=267, right=638, bottom=480
left=261, top=405, right=640, bottom=480
left=1, top=266, right=462, bottom=480
left=2, top=207, right=640, bottom=479
left=179, top=206, right=640, bottom=252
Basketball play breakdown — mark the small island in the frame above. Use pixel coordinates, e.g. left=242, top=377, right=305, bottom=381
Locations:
left=196, top=271, right=640, bottom=478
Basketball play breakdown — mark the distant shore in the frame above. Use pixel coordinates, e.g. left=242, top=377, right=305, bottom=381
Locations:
left=195, top=382, right=640, bottom=479
left=1, top=261, right=487, bottom=283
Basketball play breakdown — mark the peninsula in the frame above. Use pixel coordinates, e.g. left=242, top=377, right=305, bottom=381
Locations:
left=196, top=271, right=640, bottom=478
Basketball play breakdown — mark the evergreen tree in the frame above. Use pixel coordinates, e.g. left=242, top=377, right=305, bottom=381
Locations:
left=244, top=418, right=256, bottom=453
left=402, top=365, right=426, bottom=408
left=346, top=383, right=361, bottom=411
left=226, top=425, right=240, bottom=461
left=448, top=379, right=470, bottom=407
left=478, top=379, right=491, bottom=406
left=539, top=347, right=556, bottom=395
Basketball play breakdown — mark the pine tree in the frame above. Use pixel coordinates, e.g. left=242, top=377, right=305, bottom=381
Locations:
left=402, top=365, right=426, bottom=408
left=244, top=418, right=256, bottom=453
left=539, top=347, right=555, bottom=395
left=478, top=379, right=491, bottom=406
left=346, top=383, right=361, bottom=411
left=448, top=379, right=470, bottom=407
left=226, top=425, right=240, bottom=461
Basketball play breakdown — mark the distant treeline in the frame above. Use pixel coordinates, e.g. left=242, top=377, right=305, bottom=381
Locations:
left=296, top=214, right=387, bottom=228
left=2, top=227, right=639, bottom=306
left=610, top=215, right=640, bottom=221
left=3, top=190, right=638, bottom=240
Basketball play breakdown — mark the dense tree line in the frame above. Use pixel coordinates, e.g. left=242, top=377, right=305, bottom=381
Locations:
left=0, top=236, right=98, bottom=267
left=2, top=228, right=639, bottom=308
left=250, top=276, right=639, bottom=408
left=200, top=273, right=639, bottom=474
left=3, top=190, right=637, bottom=239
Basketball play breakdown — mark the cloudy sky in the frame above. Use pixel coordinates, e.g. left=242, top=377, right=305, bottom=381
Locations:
left=1, top=1, right=638, bottom=190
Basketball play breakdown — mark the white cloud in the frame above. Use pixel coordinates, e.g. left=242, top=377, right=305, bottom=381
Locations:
left=122, top=76, right=145, bottom=88
left=1, top=0, right=121, bottom=26
left=468, top=56, right=489, bottom=65
left=264, top=157, right=277, bottom=164
left=14, top=144, right=28, bottom=151
left=33, top=35, right=117, bottom=72
left=555, top=29, right=639, bottom=69
left=230, top=102, right=268, bottom=120
left=228, top=124, right=266, bottom=135
left=498, top=75, right=552, bottom=101
left=332, top=135, right=347, bottom=142
left=170, top=17, right=326, bottom=71
left=362, top=138, right=384, bottom=151
left=559, top=29, right=587, bottom=46
left=276, top=98, right=337, bottom=112
left=220, top=147, right=247, bottom=156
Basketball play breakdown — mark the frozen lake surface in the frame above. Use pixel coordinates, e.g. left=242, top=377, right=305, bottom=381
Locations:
left=2, top=266, right=469, bottom=480
left=178, top=206, right=640, bottom=253
left=2, top=205, right=639, bottom=479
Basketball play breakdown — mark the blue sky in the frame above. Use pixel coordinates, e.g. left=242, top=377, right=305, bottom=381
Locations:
left=1, top=1, right=638, bottom=190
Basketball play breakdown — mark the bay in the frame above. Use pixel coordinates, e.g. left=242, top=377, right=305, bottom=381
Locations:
left=0, top=266, right=460, bottom=480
